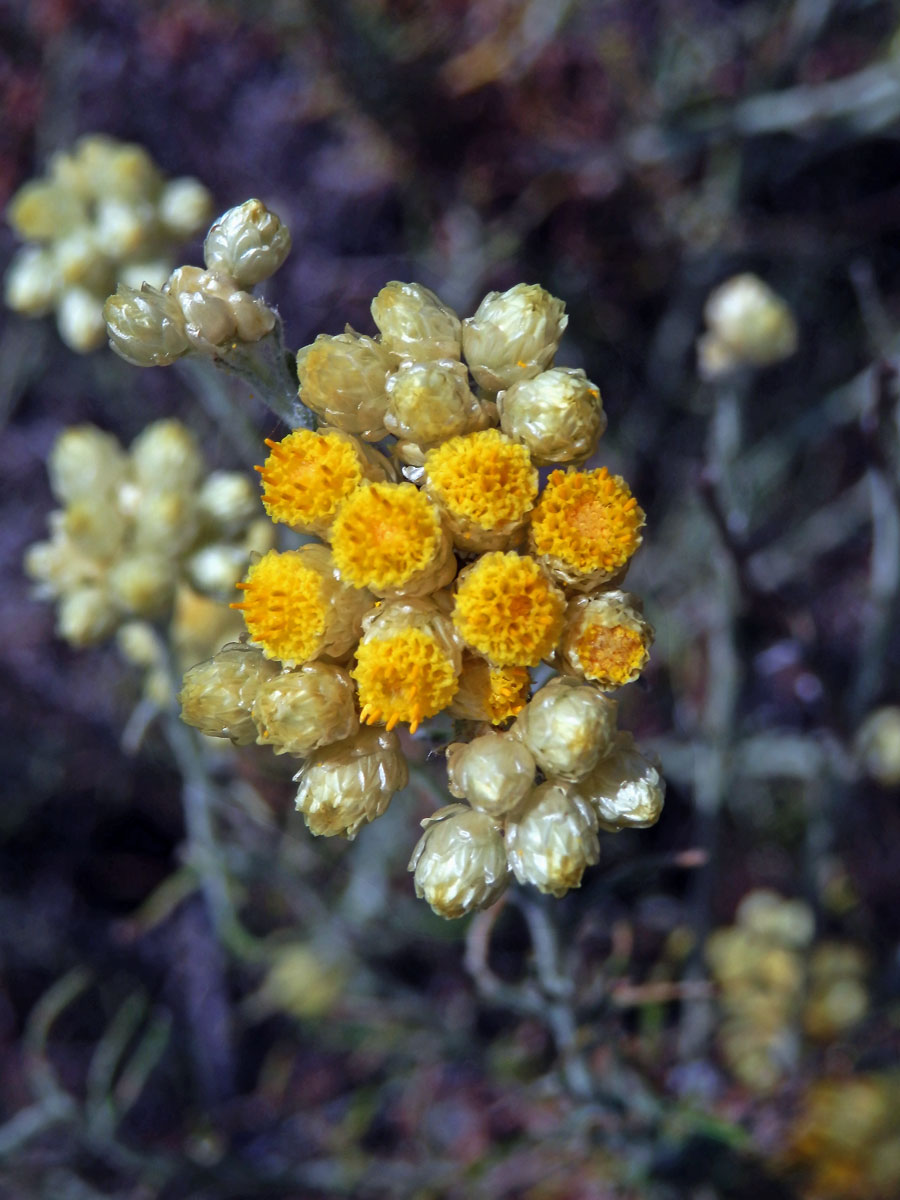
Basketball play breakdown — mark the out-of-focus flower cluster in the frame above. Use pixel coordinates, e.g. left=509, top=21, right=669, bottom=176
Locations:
left=706, top=890, right=869, bottom=1092
left=103, top=199, right=290, bottom=367
left=697, top=273, right=798, bottom=379
left=4, top=134, right=212, bottom=352
left=179, top=246, right=664, bottom=917
left=25, top=419, right=273, bottom=650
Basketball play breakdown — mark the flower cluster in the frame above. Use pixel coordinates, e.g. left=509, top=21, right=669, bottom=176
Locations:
left=25, top=419, right=273, bottom=648
left=706, top=890, right=868, bottom=1092
left=4, top=134, right=212, bottom=352
left=179, top=253, right=663, bottom=916
left=697, top=272, right=798, bottom=379
left=103, top=199, right=290, bottom=367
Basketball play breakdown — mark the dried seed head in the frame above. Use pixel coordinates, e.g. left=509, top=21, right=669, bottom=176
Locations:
left=514, top=676, right=618, bottom=781
left=104, top=282, right=190, bottom=367
left=384, top=359, right=486, bottom=447
left=296, top=330, right=393, bottom=440
left=462, top=283, right=568, bottom=392
left=203, top=199, right=292, bottom=287
left=575, top=732, right=664, bottom=830
left=294, top=726, right=408, bottom=839
left=409, top=803, right=509, bottom=919
left=180, top=641, right=279, bottom=745
left=371, top=281, right=462, bottom=361
left=252, top=663, right=359, bottom=756
left=446, top=733, right=536, bottom=816
left=559, top=591, right=654, bottom=689
left=452, top=552, right=565, bottom=667
left=505, top=781, right=599, bottom=897
left=498, top=367, right=606, bottom=466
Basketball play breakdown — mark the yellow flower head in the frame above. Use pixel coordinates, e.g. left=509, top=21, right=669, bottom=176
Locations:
left=330, top=481, right=450, bottom=595
left=424, top=429, right=537, bottom=550
left=256, top=429, right=365, bottom=535
left=453, top=552, right=565, bottom=667
left=449, top=655, right=532, bottom=725
left=560, top=591, right=653, bottom=689
left=529, top=467, right=644, bottom=586
left=353, top=626, right=459, bottom=734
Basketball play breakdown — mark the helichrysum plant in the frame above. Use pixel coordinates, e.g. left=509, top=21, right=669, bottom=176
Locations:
left=4, top=134, right=212, bottom=352
left=101, top=197, right=664, bottom=918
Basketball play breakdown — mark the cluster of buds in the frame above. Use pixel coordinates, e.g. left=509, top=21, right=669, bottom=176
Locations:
left=25, top=419, right=273, bottom=648
left=103, top=199, right=290, bottom=367
left=4, top=134, right=212, bottom=352
left=697, top=273, right=798, bottom=379
left=706, top=890, right=868, bottom=1091
left=177, top=246, right=663, bottom=915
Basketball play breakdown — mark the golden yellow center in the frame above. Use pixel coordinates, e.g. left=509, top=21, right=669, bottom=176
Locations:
left=353, top=628, right=459, bottom=733
left=330, top=482, right=442, bottom=591
left=425, top=429, right=537, bottom=529
left=453, top=552, right=565, bottom=667
left=231, top=549, right=329, bottom=665
left=256, top=429, right=362, bottom=530
left=573, top=622, right=648, bottom=687
left=529, top=468, right=644, bottom=578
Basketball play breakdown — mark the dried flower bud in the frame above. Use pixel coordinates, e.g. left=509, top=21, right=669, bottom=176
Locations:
left=462, top=283, right=568, bottom=392
left=49, top=425, right=127, bottom=505
left=699, top=273, right=798, bottom=378
left=371, top=281, right=462, bottom=361
left=224, top=288, right=276, bottom=342
left=185, top=544, right=248, bottom=596
left=855, top=706, right=900, bottom=787
left=448, top=655, right=532, bottom=725
left=446, top=733, right=536, bottom=816
left=116, top=620, right=162, bottom=668
left=104, top=283, right=190, bottom=367
left=167, top=266, right=238, bottom=350
left=409, top=804, right=509, bottom=919
left=498, top=367, right=606, bottom=466
left=203, top=199, right=292, bottom=287
left=6, top=179, right=85, bottom=241
left=57, top=585, right=119, bottom=647
left=735, top=890, right=815, bottom=949
left=180, top=641, right=279, bottom=744
left=4, top=246, right=60, bottom=316
left=107, top=553, right=175, bottom=617
left=118, top=260, right=171, bottom=291
left=575, top=732, right=664, bottom=830
left=296, top=330, right=393, bottom=441
left=252, top=663, right=359, bottom=756
left=130, top=419, right=204, bottom=493
left=53, top=230, right=110, bottom=291
left=294, top=726, right=408, bottom=839
left=559, top=591, right=653, bottom=689
left=56, top=287, right=107, bottom=353
left=157, top=177, right=214, bottom=239
left=94, top=198, right=153, bottom=260
left=384, top=359, right=486, bottom=447
left=253, top=943, right=349, bottom=1021
left=514, top=677, right=617, bottom=782
left=505, top=781, right=599, bottom=897
left=197, top=471, right=259, bottom=533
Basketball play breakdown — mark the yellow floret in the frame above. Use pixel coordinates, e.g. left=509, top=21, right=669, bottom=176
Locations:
left=450, top=656, right=532, bottom=724
left=353, top=627, right=459, bottom=733
left=231, top=549, right=330, bottom=664
left=330, top=482, right=444, bottom=593
left=452, top=552, right=565, bottom=667
left=529, top=468, right=644, bottom=581
left=256, top=429, right=363, bottom=532
left=571, top=622, right=648, bottom=688
left=425, top=429, right=537, bottom=530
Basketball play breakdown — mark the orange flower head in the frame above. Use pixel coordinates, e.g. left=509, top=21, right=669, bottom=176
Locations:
left=256, top=428, right=365, bottom=534
left=452, top=552, right=565, bottom=667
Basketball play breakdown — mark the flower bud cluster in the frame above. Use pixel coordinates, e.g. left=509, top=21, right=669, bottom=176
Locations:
left=4, top=134, right=212, bottom=352
left=697, top=273, right=798, bottom=379
left=25, top=420, right=273, bottom=647
left=706, top=890, right=868, bottom=1092
left=104, top=199, right=289, bottom=366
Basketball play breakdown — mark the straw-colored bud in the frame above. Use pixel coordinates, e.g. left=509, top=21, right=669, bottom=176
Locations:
left=224, top=288, right=276, bottom=342
left=130, top=419, right=204, bottom=493
left=505, top=781, right=599, bottom=897
left=167, top=266, right=238, bottom=350
left=498, top=367, right=606, bottom=466
left=118, top=259, right=172, bottom=291
left=855, top=706, right=900, bottom=787
left=107, top=553, right=175, bottom=617
left=104, top=283, right=190, bottom=367
left=559, top=591, right=653, bottom=689
left=574, top=732, right=664, bottom=830
left=49, top=425, right=127, bottom=505
left=384, top=359, right=486, bottom=447
left=462, top=283, right=568, bottom=392
left=116, top=620, right=161, bottom=668
left=4, top=246, right=60, bottom=316
left=252, top=663, right=359, bottom=756
left=157, top=177, right=214, bottom=238
left=185, top=544, right=248, bottom=596
left=197, top=471, right=259, bottom=533
left=6, top=179, right=85, bottom=241
left=293, top=726, right=408, bottom=839
left=179, top=641, right=279, bottom=744
left=371, top=281, right=462, bottom=361
left=132, top=490, right=199, bottom=556
left=61, top=496, right=126, bottom=558
left=446, top=733, right=536, bottom=816
left=57, top=585, right=119, bottom=646
left=409, top=804, right=509, bottom=919
left=24, top=537, right=98, bottom=596
left=699, top=273, right=798, bottom=378
left=94, top=140, right=162, bottom=202
left=514, top=676, right=617, bottom=782
left=735, top=890, right=815, bottom=949
left=53, top=229, right=110, bottom=291
left=94, top=198, right=153, bottom=260
left=296, top=330, right=393, bottom=440
left=56, top=287, right=107, bottom=353
left=203, top=199, right=292, bottom=287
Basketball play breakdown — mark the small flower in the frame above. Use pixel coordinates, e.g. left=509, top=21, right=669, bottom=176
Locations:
left=505, top=781, right=599, bottom=897
left=424, top=429, right=537, bottom=552
left=252, top=663, right=359, bottom=756
left=559, top=590, right=653, bottom=689
left=179, top=642, right=279, bottom=745
left=296, top=330, right=393, bottom=440
left=4, top=246, right=59, bottom=316
left=409, top=803, right=509, bottom=919
left=352, top=598, right=462, bottom=733
left=446, top=733, right=536, bottom=817
left=48, top=425, right=127, bottom=505
left=698, top=273, right=798, bottom=378
left=371, top=281, right=462, bottom=361
left=294, top=726, right=408, bottom=839
left=448, top=654, right=532, bottom=725
left=855, top=706, right=900, bottom=787
left=529, top=467, right=644, bottom=589
left=498, top=367, right=606, bottom=466
left=157, top=177, right=214, bottom=239
left=574, top=732, right=664, bottom=830
left=203, top=199, right=292, bottom=287
left=130, top=419, right=204, bottom=492
left=330, top=481, right=454, bottom=596
left=514, top=676, right=618, bottom=782
left=256, top=427, right=391, bottom=537
left=232, top=545, right=371, bottom=666
left=384, top=359, right=486, bottom=448
left=56, top=287, right=108, bottom=353
left=197, top=471, right=260, bottom=533
left=452, top=552, right=565, bottom=667
left=462, top=283, right=568, bottom=392
left=103, top=282, right=190, bottom=367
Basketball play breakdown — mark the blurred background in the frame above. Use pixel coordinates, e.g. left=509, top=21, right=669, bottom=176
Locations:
left=2, top=1, right=900, bottom=1197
